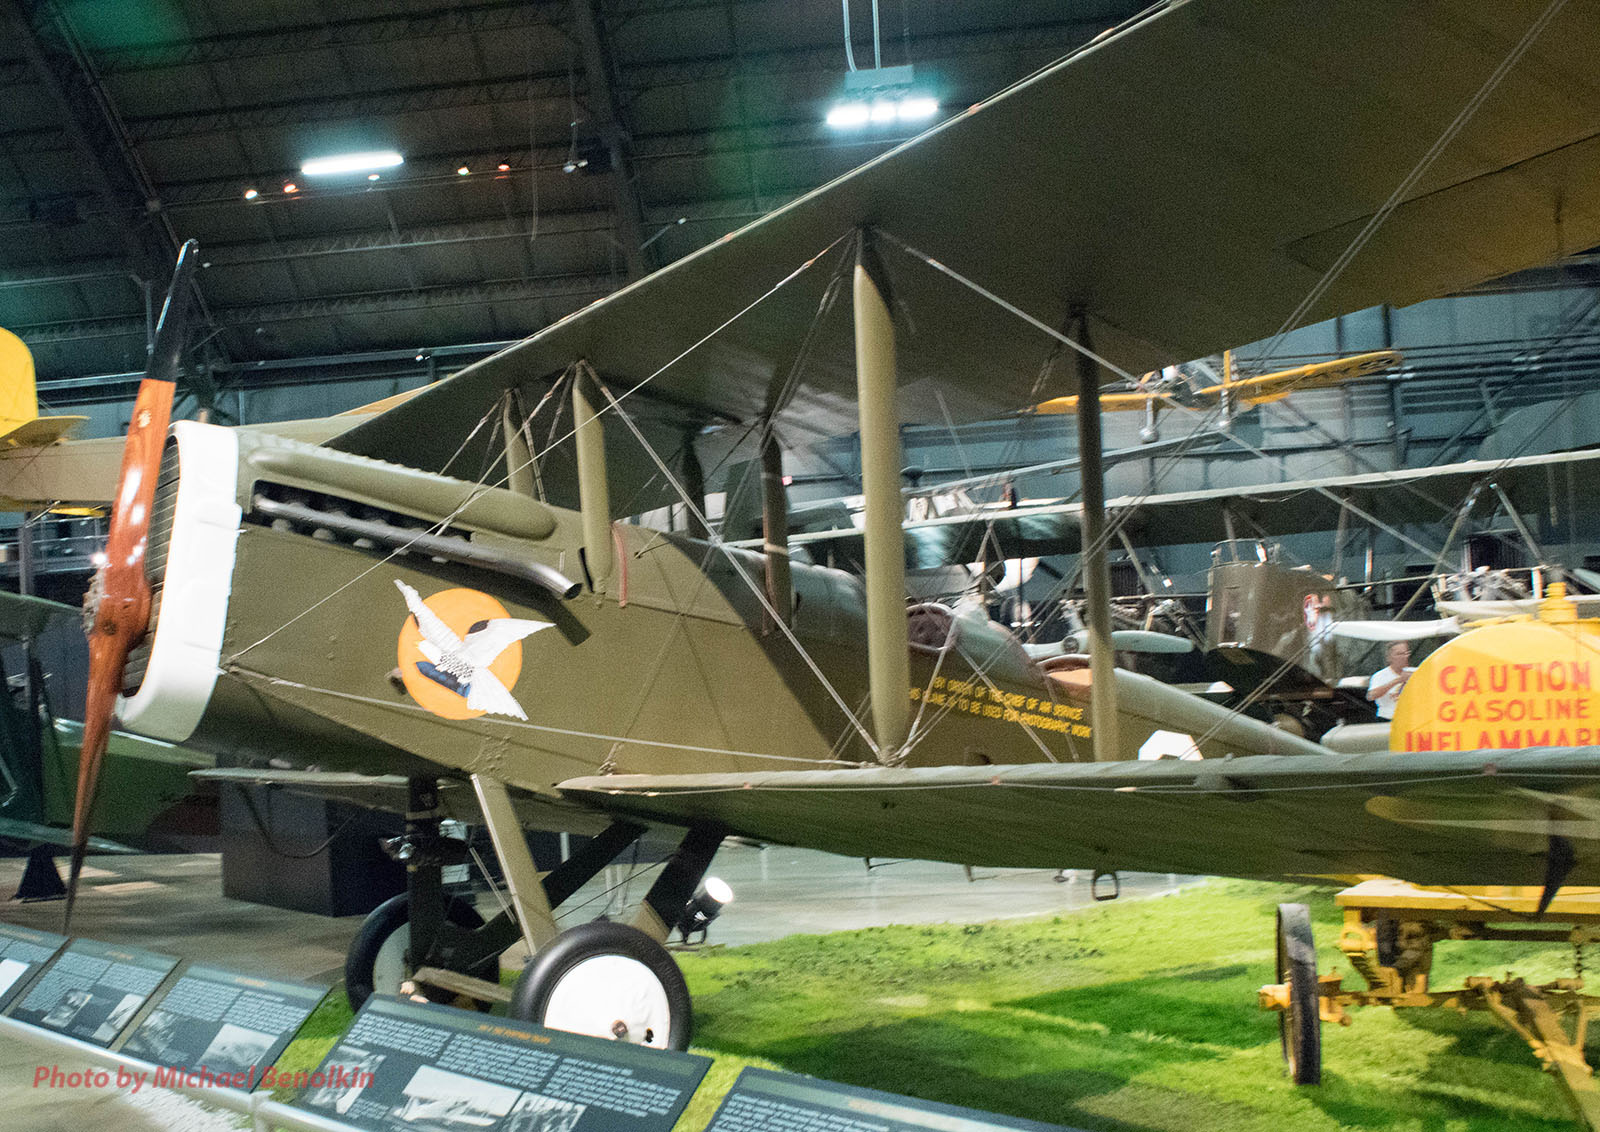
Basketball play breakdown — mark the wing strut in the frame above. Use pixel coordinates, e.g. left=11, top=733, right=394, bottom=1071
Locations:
left=853, top=231, right=910, bottom=758
left=1071, top=309, right=1122, bottom=760
left=572, top=363, right=615, bottom=589
left=760, top=426, right=793, bottom=627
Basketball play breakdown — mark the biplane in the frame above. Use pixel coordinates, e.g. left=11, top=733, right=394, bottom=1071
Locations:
left=22, top=0, right=1600, bottom=1060
left=1032, top=349, right=1401, bottom=443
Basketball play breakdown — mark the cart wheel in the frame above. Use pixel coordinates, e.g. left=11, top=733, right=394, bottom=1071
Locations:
left=1276, top=903, right=1322, bottom=1085
left=1375, top=917, right=1398, bottom=969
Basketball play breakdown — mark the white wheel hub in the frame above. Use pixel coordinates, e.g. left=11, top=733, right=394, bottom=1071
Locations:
left=542, top=955, right=673, bottom=1046
left=372, top=924, right=410, bottom=995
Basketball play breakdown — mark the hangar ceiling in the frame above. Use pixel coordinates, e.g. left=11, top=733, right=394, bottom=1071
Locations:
left=0, top=0, right=1146, bottom=397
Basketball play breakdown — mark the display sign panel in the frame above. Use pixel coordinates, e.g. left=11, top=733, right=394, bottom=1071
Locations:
left=7, top=937, right=177, bottom=1046
left=292, top=996, right=711, bottom=1132
left=706, top=1068, right=1082, bottom=1132
left=120, top=963, right=327, bottom=1081
left=0, top=922, right=67, bottom=1011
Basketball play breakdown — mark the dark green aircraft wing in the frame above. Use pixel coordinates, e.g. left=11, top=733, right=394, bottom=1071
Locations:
left=328, top=0, right=1600, bottom=483
left=0, top=591, right=76, bottom=640
left=0, top=816, right=134, bottom=854
left=191, top=767, right=614, bottom=836
left=559, top=747, right=1600, bottom=889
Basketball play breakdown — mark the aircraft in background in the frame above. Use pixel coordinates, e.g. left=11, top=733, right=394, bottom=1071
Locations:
left=1033, top=349, right=1401, bottom=443
left=14, top=0, right=1600, bottom=1061
left=0, top=591, right=214, bottom=893
left=0, top=329, right=86, bottom=452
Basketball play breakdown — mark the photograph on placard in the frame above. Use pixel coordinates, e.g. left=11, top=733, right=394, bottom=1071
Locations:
left=394, top=1064, right=521, bottom=1130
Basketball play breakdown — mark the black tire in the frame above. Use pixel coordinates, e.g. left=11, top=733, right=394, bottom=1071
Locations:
left=1276, top=903, right=1322, bottom=1085
left=1375, top=917, right=1399, bottom=969
left=510, top=921, right=692, bottom=1050
left=344, top=892, right=491, bottom=1010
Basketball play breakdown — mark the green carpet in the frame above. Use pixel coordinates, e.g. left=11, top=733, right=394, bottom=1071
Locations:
left=273, top=877, right=1579, bottom=1131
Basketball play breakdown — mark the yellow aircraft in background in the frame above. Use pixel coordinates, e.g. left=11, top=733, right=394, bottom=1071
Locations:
left=0, top=328, right=86, bottom=450
left=1034, top=349, right=1401, bottom=441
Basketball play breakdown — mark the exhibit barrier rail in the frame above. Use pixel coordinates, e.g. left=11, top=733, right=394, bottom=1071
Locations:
left=0, top=1014, right=354, bottom=1132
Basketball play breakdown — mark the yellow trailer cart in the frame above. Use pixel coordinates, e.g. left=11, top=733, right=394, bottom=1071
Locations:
left=1261, top=881, right=1600, bottom=1127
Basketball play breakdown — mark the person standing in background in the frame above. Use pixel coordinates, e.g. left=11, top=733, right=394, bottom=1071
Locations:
left=1367, top=640, right=1414, bottom=720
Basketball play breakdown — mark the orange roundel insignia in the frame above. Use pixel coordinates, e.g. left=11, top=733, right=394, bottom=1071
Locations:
left=393, top=580, right=551, bottom=721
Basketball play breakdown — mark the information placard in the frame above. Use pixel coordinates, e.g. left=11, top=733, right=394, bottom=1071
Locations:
left=119, top=963, right=327, bottom=1081
left=706, top=1068, right=1084, bottom=1132
left=292, top=996, right=711, bottom=1132
left=0, top=922, right=67, bottom=1011
left=7, top=937, right=177, bottom=1046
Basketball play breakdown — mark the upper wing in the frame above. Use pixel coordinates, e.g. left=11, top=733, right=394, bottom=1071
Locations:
left=559, top=747, right=1600, bottom=888
left=330, top=0, right=1600, bottom=477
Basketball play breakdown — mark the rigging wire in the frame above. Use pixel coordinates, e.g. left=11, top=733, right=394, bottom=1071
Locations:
left=1254, top=0, right=1573, bottom=368
left=595, top=374, right=886, bottom=761
left=225, top=232, right=850, bottom=666
left=226, top=667, right=872, bottom=768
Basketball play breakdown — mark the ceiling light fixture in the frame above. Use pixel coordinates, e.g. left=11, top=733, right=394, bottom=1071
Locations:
left=367, top=173, right=380, bottom=181
left=243, top=188, right=259, bottom=200
left=282, top=183, right=299, bottom=194
left=457, top=166, right=470, bottom=176
left=826, top=92, right=938, bottom=130
left=826, top=103, right=870, bottom=128
left=300, top=150, right=405, bottom=176
left=825, top=63, right=937, bottom=131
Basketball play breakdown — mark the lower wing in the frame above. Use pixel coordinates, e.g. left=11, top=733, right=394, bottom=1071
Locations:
left=559, top=747, right=1600, bottom=888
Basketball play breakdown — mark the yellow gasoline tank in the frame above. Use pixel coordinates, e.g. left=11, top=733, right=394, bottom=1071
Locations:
left=1390, top=583, right=1600, bottom=753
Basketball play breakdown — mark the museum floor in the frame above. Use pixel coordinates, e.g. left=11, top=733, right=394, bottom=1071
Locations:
left=0, top=846, right=1188, bottom=1130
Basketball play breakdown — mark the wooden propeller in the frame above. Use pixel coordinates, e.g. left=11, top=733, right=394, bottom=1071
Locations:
left=65, top=239, right=200, bottom=928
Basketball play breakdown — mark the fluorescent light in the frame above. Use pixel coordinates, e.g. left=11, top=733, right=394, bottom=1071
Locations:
left=301, top=150, right=405, bottom=176
left=826, top=102, right=870, bottom=128
left=243, top=188, right=258, bottom=200
left=827, top=94, right=939, bottom=130
left=457, top=165, right=470, bottom=176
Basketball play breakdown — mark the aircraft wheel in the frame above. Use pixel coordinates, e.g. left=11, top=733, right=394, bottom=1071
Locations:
left=1276, top=903, right=1322, bottom=1085
left=345, top=893, right=491, bottom=1010
left=510, top=921, right=692, bottom=1050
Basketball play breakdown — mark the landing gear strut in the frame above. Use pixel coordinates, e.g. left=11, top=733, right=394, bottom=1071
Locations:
left=342, top=777, right=725, bottom=1049
left=344, top=778, right=504, bottom=1009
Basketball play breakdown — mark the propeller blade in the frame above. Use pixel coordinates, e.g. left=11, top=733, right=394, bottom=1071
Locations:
left=65, top=240, right=197, bottom=929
